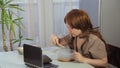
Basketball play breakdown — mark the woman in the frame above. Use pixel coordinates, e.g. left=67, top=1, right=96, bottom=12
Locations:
left=51, top=9, right=108, bottom=68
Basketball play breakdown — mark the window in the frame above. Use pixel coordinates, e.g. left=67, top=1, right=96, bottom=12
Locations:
left=0, top=0, right=81, bottom=50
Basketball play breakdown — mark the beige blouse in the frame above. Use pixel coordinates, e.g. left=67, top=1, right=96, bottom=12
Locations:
left=59, top=34, right=107, bottom=68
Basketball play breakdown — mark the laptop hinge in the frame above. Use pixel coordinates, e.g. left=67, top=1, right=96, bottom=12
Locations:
left=25, top=62, right=43, bottom=68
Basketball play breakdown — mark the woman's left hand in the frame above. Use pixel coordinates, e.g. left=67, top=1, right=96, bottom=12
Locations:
left=73, top=51, right=85, bottom=62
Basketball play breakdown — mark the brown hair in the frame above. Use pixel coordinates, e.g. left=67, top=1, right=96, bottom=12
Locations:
left=64, top=9, right=93, bottom=33
left=64, top=9, right=106, bottom=45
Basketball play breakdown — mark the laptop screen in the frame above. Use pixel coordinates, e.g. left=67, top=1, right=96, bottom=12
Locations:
left=23, top=44, right=42, bottom=67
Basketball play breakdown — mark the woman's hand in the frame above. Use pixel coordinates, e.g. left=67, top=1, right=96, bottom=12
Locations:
left=51, top=34, right=59, bottom=45
left=73, top=51, right=86, bottom=63
left=73, top=51, right=108, bottom=67
left=51, top=34, right=65, bottom=48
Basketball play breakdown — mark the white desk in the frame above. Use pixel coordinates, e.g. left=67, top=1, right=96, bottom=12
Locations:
left=0, top=47, right=94, bottom=68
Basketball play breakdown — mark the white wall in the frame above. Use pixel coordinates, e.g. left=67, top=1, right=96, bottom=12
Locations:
left=80, top=0, right=100, bottom=27
left=101, top=0, right=120, bottom=47
left=79, top=0, right=120, bottom=47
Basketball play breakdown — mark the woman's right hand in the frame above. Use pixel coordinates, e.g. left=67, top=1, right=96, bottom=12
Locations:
left=51, top=34, right=65, bottom=48
left=51, top=34, right=59, bottom=45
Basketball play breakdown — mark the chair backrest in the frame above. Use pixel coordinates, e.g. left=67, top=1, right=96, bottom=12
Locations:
left=107, top=44, right=120, bottom=68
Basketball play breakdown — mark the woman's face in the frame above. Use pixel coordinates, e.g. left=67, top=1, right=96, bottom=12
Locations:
left=66, top=23, right=82, bottom=37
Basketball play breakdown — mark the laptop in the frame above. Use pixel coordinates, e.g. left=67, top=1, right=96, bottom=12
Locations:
left=23, top=44, right=53, bottom=68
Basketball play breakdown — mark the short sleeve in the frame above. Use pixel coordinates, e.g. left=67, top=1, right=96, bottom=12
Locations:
left=89, top=39, right=107, bottom=59
left=59, top=34, right=72, bottom=46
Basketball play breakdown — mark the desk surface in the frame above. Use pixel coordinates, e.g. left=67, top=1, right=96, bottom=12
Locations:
left=0, top=47, right=94, bottom=68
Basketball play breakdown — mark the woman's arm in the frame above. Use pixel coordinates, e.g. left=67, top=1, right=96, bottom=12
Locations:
left=59, top=34, right=72, bottom=46
left=83, top=57, right=108, bottom=67
left=73, top=51, right=108, bottom=67
left=51, top=34, right=72, bottom=47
